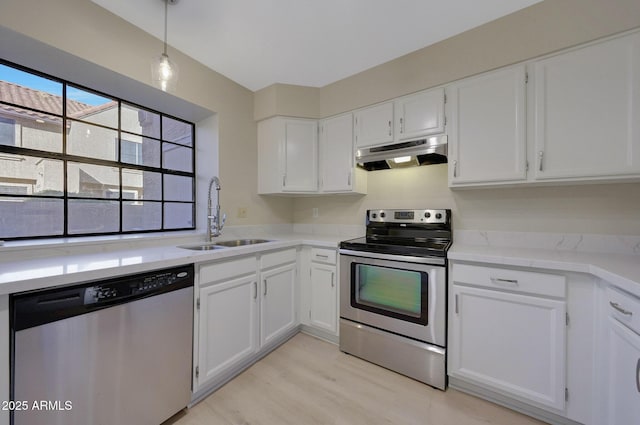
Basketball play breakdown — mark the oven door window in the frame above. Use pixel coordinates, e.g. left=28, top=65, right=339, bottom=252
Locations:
left=351, top=263, right=428, bottom=325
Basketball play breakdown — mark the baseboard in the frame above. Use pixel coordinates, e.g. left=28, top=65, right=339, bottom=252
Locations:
left=299, top=324, right=338, bottom=345
left=449, top=377, right=583, bottom=425
left=190, top=326, right=300, bottom=405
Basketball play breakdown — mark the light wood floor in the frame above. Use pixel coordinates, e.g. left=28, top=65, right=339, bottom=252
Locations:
left=171, top=333, right=546, bottom=425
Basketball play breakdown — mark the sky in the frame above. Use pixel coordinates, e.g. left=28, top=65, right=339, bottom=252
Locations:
left=0, top=64, right=109, bottom=106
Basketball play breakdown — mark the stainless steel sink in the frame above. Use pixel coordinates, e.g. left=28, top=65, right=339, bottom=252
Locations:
left=213, top=239, right=272, bottom=247
left=178, top=239, right=272, bottom=250
left=178, top=243, right=227, bottom=251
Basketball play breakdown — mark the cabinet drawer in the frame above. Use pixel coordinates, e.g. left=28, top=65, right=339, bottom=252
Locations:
left=452, top=263, right=566, bottom=298
left=311, top=248, right=336, bottom=264
left=199, top=256, right=257, bottom=285
left=260, top=248, right=296, bottom=269
left=606, top=286, right=640, bottom=334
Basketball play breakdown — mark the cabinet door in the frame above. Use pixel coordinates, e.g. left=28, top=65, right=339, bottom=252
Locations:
left=320, top=113, right=354, bottom=192
left=257, top=118, right=286, bottom=194
left=448, top=65, right=527, bottom=185
left=450, top=284, right=566, bottom=410
left=354, top=102, right=394, bottom=148
left=310, top=263, right=337, bottom=334
left=395, top=88, right=445, bottom=141
left=197, top=275, right=258, bottom=389
left=533, top=32, right=640, bottom=180
left=605, top=317, right=640, bottom=425
left=261, top=263, right=296, bottom=346
left=283, top=119, right=318, bottom=192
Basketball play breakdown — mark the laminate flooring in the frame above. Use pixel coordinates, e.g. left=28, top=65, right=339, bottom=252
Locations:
left=170, top=333, right=546, bottom=425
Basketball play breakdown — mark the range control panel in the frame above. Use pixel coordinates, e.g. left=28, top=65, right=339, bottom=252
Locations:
left=367, top=209, right=450, bottom=224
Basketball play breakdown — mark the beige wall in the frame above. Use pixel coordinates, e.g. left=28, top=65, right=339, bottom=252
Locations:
left=319, top=0, right=640, bottom=117
left=293, top=166, right=640, bottom=235
left=0, top=0, right=292, bottom=227
left=293, top=0, right=640, bottom=235
left=254, top=84, right=320, bottom=121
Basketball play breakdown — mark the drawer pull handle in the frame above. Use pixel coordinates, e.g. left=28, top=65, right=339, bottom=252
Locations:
left=316, top=254, right=329, bottom=259
left=264, top=279, right=267, bottom=296
left=253, top=281, right=258, bottom=299
left=331, top=272, right=335, bottom=287
left=609, top=301, right=633, bottom=316
left=636, top=358, right=640, bottom=393
left=490, top=277, right=518, bottom=286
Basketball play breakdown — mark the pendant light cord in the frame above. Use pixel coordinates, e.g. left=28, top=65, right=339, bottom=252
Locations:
left=163, top=0, right=168, bottom=56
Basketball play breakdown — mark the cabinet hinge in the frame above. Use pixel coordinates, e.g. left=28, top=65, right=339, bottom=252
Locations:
left=566, top=312, right=570, bottom=326
left=526, top=161, right=529, bottom=172
left=444, top=93, right=447, bottom=104
left=195, top=366, right=199, bottom=378
left=565, top=387, right=569, bottom=402
left=525, top=72, right=529, bottom=84
left=196, top=297, right=200, bottom=310
left=444, top=116, right=447, bottom=127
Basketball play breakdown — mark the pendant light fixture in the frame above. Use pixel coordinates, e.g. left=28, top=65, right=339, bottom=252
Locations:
left=151, top=0, right=179, bottom=92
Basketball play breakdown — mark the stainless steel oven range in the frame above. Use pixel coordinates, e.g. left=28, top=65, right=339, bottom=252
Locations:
left=339, top=209, right=451, bottom=390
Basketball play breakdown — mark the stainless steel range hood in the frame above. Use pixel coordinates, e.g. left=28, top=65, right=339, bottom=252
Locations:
left=356, top=135, right=447, bottom=171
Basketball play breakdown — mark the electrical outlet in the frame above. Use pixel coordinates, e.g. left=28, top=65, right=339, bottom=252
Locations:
left=237, top=207, right=247, bottom=218
left=312, top=207, right=319, bottom=218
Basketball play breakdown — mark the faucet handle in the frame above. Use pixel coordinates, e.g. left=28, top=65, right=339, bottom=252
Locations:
left=221, top=213, right=227, bottom=229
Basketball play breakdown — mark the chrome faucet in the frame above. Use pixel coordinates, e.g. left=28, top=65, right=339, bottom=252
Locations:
left=207, top=176, right=226, bottom=241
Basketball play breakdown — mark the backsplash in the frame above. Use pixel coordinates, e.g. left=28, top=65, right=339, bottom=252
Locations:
left=454, top=230, right=640, bottom=256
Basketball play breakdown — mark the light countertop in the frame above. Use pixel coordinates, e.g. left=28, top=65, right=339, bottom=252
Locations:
left=0, top=232, right=343, bottom=296
left=449, top=243, right=640, bottom=298
left=2, top=228, right=639, bottom=299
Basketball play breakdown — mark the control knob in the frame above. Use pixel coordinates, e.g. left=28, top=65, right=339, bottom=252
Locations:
left=435, top=213, right=442, bottom=219
left=424, top=212, right=431, bottom=218
left=380, top=212, right=386, bottom=218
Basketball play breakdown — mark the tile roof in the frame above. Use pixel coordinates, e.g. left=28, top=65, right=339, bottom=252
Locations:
left=0, top=80, right=116, bottom=123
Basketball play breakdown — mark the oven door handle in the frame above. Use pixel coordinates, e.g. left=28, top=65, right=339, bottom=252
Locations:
left=338, top=249, right=445, bottom=266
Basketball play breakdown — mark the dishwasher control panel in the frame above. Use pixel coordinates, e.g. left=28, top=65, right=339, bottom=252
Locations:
left=83, top=268, right=193, bottom=305
left=12, top=264, right=194, bottom=331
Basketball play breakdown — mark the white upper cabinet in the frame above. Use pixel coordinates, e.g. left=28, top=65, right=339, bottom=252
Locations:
left=354, top=102, right=394, bottom=149
left=395, top=88, right=445, bottom=141
left=354, top=88, right=446, bottom=150
left=447, top=65, right=527, bottom=185
left=319, top=113, right=367, bottom=194
left=532, top=32, right=640, bottom=180
left=257, top=117, right=318, bottom=194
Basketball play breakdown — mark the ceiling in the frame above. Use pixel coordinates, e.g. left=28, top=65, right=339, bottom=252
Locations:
left=92, top=0, right=542, bottom=92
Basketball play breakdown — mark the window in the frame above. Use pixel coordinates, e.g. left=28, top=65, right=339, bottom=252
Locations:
left=0, top=61, right=196, bottom=240
left=0, top=117, right=15, bottom=146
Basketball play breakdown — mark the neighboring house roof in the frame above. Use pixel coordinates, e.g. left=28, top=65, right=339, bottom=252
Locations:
left=0, top=80, right=116, bottom=123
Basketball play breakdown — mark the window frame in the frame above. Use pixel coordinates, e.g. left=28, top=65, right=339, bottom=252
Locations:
left=0, top=59, right=196, bottom=241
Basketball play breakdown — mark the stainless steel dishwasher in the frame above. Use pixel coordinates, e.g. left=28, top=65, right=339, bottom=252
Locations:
left=10, top=264, right=194, bottom=425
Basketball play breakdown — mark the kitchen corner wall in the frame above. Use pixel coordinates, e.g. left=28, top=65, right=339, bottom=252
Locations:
left=0, top=0, right=293, bottom=228
left=270, top=0, right=640, bottom=236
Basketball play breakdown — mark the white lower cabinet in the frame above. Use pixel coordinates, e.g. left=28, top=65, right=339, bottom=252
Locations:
left=602, top=286, right=640, bottom=425
left=309, top=262, right=337, bottom=334
left=198, top=271, right=258, bottom=387
left=194, top=248, right=298, bottom=393
left=260, top=262, right=297, bottom=346
left=299, top=247, right=338, bottom=339
left=449, top=263, right=567, bottom=412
